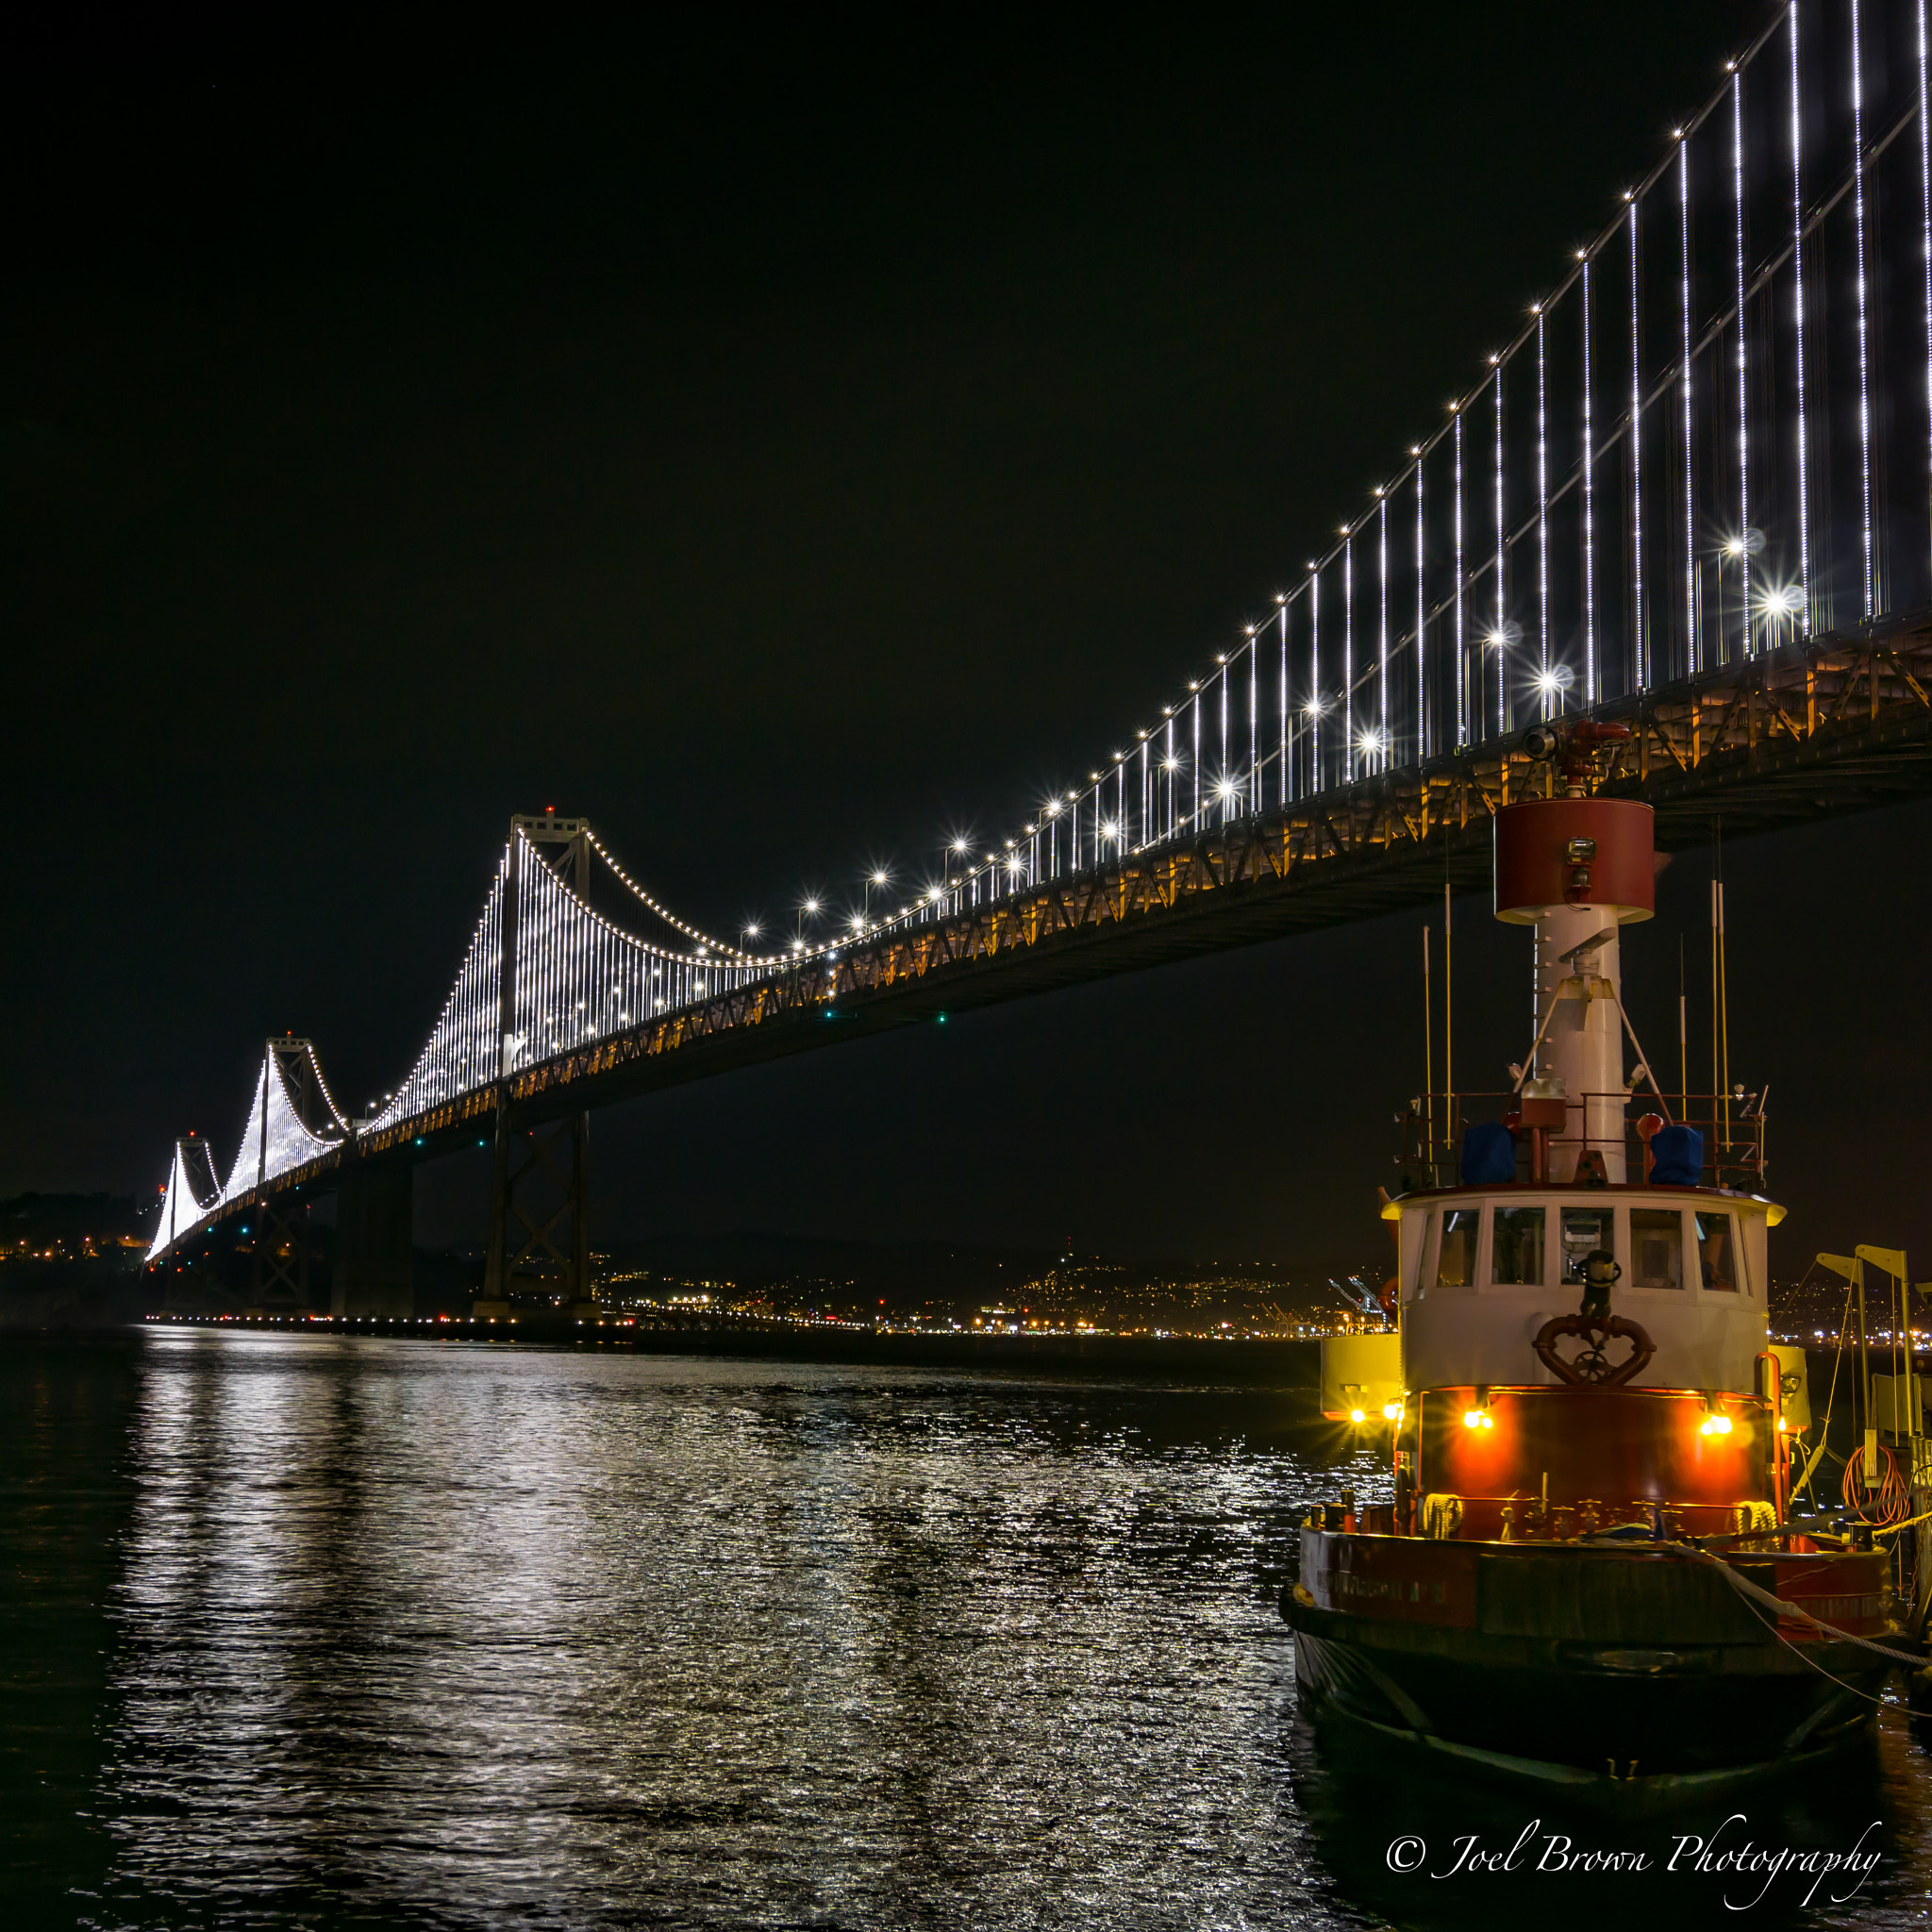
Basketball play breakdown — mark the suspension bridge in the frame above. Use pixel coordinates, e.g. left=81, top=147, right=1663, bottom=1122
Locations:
left=148, top=0, right=1932, bottom=1315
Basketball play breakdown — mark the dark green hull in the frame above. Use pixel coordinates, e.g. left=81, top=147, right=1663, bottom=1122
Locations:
left=1286, top=1530, right=1898, bottom=1812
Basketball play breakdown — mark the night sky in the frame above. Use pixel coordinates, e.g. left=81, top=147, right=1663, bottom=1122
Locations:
left=10, top=4, right=1925, bottom=1280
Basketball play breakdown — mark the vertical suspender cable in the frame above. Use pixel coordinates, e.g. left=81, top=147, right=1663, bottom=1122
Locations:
left=1790, top=2, right=1810, bottom=629
left=1680, top=137, right=1697, bottom=671
left=1310, top=563, right=1322, bottom=787
left=1493, top=371, right=1507, bottom=732
left=1582, top=254, right=1597, bottom=702
left=1454, top=410, right=1466, bottom=742
left=1538, top=307, right=1551, bottom=706
left=1415, top=454, right=1426, bottom=759
left=1733, top=68, right=1751, bottom=652
left=1920, top=0, right=1932, bottom=581
left=1852, top=0, right=1874, bottom=618
left=1378, top=494, right=1390, bottom=764
left=1630, top=201, right=1645, bottom=687
left=1343, top=533, right=1355, bottom=775
left=1279, top=603, right=1290, bottom=804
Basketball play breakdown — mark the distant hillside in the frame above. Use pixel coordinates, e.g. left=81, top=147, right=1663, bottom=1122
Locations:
left=3, top=1191, right=149, bottom=1257
left=593, top=1230, right=1374, bottom=1330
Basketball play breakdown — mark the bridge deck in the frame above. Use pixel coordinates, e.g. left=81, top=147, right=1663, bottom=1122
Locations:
left=180, top=621, right=1931, bottom=1234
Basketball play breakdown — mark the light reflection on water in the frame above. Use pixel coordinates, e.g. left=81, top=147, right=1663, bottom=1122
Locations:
left=7, top=1331, right=1932, bottom=1927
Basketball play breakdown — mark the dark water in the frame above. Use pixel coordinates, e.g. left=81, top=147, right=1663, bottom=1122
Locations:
left=5, top=1331, right=1932, bottom=1930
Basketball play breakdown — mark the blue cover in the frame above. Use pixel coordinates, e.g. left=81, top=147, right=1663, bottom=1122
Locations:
left=1460, top=1121, right=1518, bottom=1186
left=1648, top=1123, right=1703, bottom=1186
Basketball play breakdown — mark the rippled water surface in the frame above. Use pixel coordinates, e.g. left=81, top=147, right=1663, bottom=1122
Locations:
left=7, top=1331, right=1932, bottom=1929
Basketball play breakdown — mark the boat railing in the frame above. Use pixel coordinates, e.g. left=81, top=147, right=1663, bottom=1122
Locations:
left=1397, top=1091, right=1768, bottom=1194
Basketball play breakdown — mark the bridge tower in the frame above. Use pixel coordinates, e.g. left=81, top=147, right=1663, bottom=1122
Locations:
left=246, top=1036, right=327, bottom=1313
left=477, top=814, right=596, bottom=1319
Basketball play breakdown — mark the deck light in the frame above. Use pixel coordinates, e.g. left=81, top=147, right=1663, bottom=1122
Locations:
left=1349, top=1407, right=1366, bottom=1424
left=1382, top=1401, right=1404, bottom=1422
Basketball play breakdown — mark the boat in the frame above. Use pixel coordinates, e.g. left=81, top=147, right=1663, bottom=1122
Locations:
left=1282, top=720, right=1913, bottom=1811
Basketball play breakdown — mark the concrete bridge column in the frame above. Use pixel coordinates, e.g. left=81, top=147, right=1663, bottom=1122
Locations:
left=332, top=1157, right=414, bottom=1318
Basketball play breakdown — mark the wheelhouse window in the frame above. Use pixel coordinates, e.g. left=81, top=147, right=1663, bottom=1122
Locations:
left=1696, top=1212, right=1740, bottom=1291
left=1559, top=1206, right=1616, bottom=1287
left=1434, top=1208, right=1476, bottom=1288
left=1629, top=1208, right=1684, bottom=1290
left=1490, top=1206, right=1544, bottom=1285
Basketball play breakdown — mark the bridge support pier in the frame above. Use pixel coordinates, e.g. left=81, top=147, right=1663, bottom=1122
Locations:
left=247, top=1196, right=312, bottom=1313
left=479, top=1110, right=592, bottom=1318
left=332, top=1158, right=414, bottom=1318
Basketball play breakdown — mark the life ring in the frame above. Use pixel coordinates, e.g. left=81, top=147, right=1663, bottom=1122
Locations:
left=1532, top=1312, right=1656, bottom=1387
